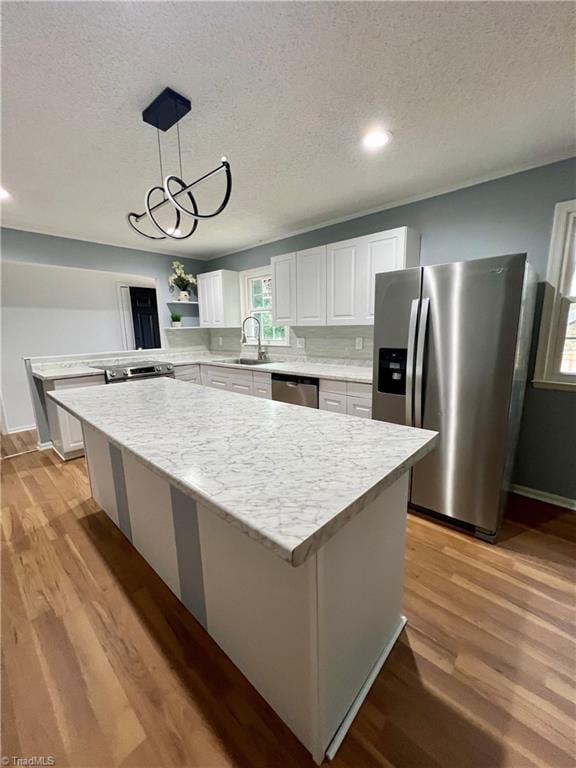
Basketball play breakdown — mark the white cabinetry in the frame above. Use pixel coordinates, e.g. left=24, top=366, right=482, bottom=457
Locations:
left=296, top=246, right=326, bottom=325
left=253, top=371, right=272, bottom=399
left=46, top=375, right=106, bottom=459
left=361, top=228, right=420, bottom=323
left=271, top=253, right=297, bottom=325
left=272, top=227, right=419, bottom=327
left=229, top=369, right=254, bottom=396
left=199, top=365, right=271, bottom=399
left=200, top=365, right=231, bottom=390
left=174, top=364, right=201, bottom=383
left=326, top=240, right=362, bottom=325
left=319, top=379, right=372, bottom=419
left=197, top=270, right=240, bottom=328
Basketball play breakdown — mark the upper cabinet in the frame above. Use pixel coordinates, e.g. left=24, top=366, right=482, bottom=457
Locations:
left=296, top=246, right=326, bottom=325
left=197, top=270, right=241, bottom=327
left=271, top=226, right=420, bottom=326
left=361, top=227, right=421, bottom=323
left=326, top=240, right=362, bottom=325
left=271, top=253, right=297, bottom=325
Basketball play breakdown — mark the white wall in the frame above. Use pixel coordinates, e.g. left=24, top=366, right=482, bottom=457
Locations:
left=1, top=260, right=155, bottom=432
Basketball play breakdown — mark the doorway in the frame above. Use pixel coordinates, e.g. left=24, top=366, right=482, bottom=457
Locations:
left=129, top=287, right=161, bottom=349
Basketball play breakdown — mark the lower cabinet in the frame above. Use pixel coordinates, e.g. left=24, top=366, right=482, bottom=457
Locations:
left=319, top=379, right=372, bottom=419
left=199, top=365, right=271, bottom=399
left=253, top=371, right=272, bottom=399
left=201, top=365, right=230, bottom=390
left=174, top=364, right=201, bottom=383
left=46, top=374, right=106, bottom=459
left=197, top=365, right=370, bottom=416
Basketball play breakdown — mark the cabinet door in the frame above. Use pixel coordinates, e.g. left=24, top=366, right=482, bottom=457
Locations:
left=271, top=253, right=297, bottom=325
left=319, top=391, right=348, bottom=414
left=347, top=396, right=372, bottom=420
left=326, top=240, right=362, bottom=325
left=200, top=365, right=230, bottom=390
left=296, top=247, right=326, bottom=325
left=362, top=229, right=406, bottom=323
left=197, top=276, right=212, bottom=327
left=49, top=375, right=106, bottom=458
left=211, top=274, right=225, bottom=327
left=174, top=364, right=201, bottom=383
left=229, top=370, right=254, bottom=396
left=253, top=372, right=272, bottom=399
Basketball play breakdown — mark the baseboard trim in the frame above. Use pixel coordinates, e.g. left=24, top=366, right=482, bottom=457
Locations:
left=512, top=484, right=576, bottom=512
left=37, top=441, right=53, bottom=451
left=325, top=615, right=407, bottom=762
left=3, top=425, right=36, bottom=435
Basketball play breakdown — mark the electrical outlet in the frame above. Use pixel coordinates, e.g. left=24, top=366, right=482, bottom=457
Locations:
left=355, top=337, right=363, bottom=350
left=218, top=336, right=223, bottom=346
left=297, top=337, right=305, bottom=349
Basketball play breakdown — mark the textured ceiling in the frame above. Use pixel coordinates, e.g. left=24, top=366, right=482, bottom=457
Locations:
left=1, top=2, right=574, bottom=260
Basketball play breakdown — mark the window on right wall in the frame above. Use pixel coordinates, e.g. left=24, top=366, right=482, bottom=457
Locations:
left=534, top=199, right=576, bottom=389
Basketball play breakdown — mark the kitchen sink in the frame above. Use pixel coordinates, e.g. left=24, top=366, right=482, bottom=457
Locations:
left=216, top=358, right=272, bottom=366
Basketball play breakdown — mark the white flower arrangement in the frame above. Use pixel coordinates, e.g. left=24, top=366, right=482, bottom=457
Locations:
left=168, top=261, right=197, bottom=293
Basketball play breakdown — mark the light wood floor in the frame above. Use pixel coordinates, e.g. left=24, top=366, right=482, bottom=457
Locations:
left=2, top=431, right=575, bottom=767
left=1, top=428, right=38, bottom=458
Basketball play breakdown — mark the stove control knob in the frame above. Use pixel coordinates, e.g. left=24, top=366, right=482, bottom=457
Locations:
left=122, top=368, right=129, bottom=375
left=166, top=364, right=173, bottom=371
left=155, top=366, right=161, bottom=373
left=108, top=371, right=116, bottom=378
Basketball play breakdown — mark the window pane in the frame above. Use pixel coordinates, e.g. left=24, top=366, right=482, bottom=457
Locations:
left=566, top=225, right=576, bottom=297
left=560, top=302, right=576, bottom=374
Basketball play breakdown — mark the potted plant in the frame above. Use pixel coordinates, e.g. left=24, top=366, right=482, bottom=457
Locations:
left=168, top=261, right=197, bottom=302
left=171, top=313, right=182, bottom=328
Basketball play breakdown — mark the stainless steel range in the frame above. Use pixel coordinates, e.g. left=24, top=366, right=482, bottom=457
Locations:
left=93, top=360, right=175, bottom=383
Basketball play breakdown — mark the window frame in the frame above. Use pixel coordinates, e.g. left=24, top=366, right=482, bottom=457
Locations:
left=239, top=266, right=291, bottom=347
left=534, top=199, right=576, bottom=391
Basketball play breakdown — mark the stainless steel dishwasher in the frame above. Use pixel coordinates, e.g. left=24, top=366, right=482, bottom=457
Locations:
left=271, top=373, right=319, bottom=409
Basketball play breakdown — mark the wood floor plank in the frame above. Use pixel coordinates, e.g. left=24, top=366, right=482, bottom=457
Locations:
left=1, top=445, right=575, bottom=767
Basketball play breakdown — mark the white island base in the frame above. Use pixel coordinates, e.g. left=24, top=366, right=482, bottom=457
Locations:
left=84, top=423, right=409, bottom=764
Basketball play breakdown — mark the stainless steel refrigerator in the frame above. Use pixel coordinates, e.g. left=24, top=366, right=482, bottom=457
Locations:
left=372, top=253, right=536, bottom=541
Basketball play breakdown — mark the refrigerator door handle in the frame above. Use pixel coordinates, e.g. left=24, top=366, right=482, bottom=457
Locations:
left=405, top=299, right=420, bottom=426
left=414, top=298, right=430, bottom=428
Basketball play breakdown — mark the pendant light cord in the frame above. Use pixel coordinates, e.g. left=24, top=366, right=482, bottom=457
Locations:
left=177, top=119, right=183, bottom=179
left=157, top=128, right=164, bottom=187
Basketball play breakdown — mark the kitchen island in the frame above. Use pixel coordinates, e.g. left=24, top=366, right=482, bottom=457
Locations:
left=48, top=377, right=437, bottom=763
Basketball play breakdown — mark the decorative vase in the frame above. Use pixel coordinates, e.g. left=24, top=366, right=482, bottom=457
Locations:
left=179, top=291, right=190, bottom=302
left=171, top=321, right=182, bottom=328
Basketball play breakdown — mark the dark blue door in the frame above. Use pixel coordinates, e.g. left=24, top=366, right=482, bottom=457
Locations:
left=129, top=287, right=161, bottom=349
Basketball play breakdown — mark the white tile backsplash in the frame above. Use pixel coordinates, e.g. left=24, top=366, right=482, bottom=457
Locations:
left=189, top=326, right=374, bottom=365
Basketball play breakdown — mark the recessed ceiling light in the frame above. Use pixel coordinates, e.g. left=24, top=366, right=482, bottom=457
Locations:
left=362, top=130, right=392, bottom=151
left=0, top=187, right=11, bottom=200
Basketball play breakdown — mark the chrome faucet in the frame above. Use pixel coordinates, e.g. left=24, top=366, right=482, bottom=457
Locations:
left=241, top=315, right=266, bottom=361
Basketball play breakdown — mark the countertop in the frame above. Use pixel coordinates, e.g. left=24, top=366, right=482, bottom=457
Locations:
left=48, top=378, right=437, bottom=566
left=31, top=351, right=374, bottom=384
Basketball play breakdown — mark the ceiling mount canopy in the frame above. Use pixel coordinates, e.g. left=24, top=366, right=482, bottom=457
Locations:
left=127, top=87, right=232, bottom=242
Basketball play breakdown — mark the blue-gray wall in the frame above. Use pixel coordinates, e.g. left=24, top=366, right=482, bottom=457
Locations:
left=205, top=158, right=576, bottom=500
left=0, top=228, right=205, bottom=329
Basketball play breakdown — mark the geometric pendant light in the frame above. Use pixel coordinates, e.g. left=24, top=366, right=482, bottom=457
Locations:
left=127, top=88, right=232, bottom=241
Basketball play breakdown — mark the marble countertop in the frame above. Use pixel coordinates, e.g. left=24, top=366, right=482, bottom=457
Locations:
left=31, top=351, right=374, bottom=384
left=48, top=378, right=436, bottom=566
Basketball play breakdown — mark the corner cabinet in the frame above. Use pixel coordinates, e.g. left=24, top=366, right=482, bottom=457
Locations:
left=197, top=270, right=241, bottom=328
left=271, top=227, right=420, bottom=327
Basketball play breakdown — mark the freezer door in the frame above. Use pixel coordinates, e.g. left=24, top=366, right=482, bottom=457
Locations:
left=372, top=267, right=421, bottom=426
left=410, top=254, right=526, bottom=532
